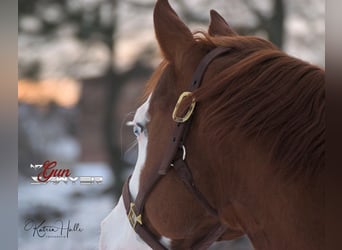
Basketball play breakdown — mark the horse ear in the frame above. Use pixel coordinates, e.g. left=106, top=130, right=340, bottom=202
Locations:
left=209, top=10, right=237, bottom=37
left=154, top=0, right=194, bottom=62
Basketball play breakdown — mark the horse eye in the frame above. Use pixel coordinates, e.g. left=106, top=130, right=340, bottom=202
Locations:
left=133, top=123, right=144, bottom=137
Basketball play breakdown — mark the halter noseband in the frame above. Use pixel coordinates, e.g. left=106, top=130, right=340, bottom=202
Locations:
left=122, top=47, right=231, bottom=250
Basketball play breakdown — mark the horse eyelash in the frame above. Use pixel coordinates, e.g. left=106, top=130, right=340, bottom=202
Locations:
left=131, top=122, right=145, bottom=137
left=126, top=120, right=146, bottom=137
left=136, top=123, right=144, bottom=132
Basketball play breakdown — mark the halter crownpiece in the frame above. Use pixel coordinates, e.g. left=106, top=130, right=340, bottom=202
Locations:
left=122, top=47, right=231, bottom=250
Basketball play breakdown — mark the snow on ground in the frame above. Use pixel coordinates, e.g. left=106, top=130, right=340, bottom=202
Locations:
left=18, top=162, right=115, bottom=250
left=18, top=162, right=253, bottom=250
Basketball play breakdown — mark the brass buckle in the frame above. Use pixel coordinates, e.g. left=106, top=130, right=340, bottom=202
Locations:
left=128, top=202, right=143, bottom=228
left=172, top=92, right=196, bottom=123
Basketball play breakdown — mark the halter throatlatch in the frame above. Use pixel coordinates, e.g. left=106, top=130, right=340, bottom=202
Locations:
left=122, top=47, right=231, bottom=250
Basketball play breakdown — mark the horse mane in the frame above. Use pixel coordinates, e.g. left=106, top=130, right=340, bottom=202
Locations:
left=147, top=32, right=325, bottom=180
left=194, top=32, right=325, bottom=180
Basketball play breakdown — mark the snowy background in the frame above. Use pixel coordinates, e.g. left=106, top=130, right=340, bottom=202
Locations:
left=18, top=0, right=324, bottom=249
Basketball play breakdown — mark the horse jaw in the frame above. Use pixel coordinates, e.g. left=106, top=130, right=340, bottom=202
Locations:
left=99, top=95, right=165, bottom=250
left=99, top=197, right=150, bottom=250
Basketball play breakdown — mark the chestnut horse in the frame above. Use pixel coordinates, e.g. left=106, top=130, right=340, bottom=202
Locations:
left=100, top=0, right=324, bottom=249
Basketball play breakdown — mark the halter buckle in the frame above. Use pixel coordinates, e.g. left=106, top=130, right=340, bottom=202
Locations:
left=128, top=202, right=143, bottom=228
left=172, top=92, right=196, bottom=123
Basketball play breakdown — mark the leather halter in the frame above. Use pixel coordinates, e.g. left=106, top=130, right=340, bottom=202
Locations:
left=122, top=47, right=231, bottom=249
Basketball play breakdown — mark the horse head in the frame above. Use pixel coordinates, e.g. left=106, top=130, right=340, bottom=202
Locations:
left=100, top=0, right=324, bottom=249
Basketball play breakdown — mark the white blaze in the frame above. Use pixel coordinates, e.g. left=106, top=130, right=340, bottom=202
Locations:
left=100, top=95, right=169, bottom=250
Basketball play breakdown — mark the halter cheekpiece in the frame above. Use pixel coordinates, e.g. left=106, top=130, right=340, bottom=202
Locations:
left=122, top=47, right=232, bottom=250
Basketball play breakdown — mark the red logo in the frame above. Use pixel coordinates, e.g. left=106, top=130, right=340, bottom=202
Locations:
left=30, top=160, right=103, bottom=185
left=37, top=160, right=71, bottom=183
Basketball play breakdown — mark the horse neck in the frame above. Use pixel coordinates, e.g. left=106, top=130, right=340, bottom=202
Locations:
left=217, top=146, right=325, bottom=250
left=245, top=178, right=324, bottom=250
left=188, top=117, right=324, bottom=249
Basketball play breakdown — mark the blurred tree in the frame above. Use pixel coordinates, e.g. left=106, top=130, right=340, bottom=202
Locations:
left=126, top=0, right=285, bottom=48
left=240, top=0, right=285, bottom=48
left=19, top=0, right=128, bottom=197
left=19, top=0, right=115, bottom=47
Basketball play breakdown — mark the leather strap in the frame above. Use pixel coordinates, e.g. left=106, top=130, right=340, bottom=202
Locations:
left=191, top=224, right=228, bottom=250
left=122, top=47, right=231, bottom=249
left=123, top=177, right=167, bottom=250
left=172, top=158, right=218, bottom=217
left=159, top=47, right=231, bottom=175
